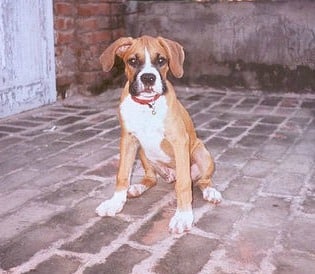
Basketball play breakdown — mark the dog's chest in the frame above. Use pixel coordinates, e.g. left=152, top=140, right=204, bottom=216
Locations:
left=120, top=95, right=170, bottom=163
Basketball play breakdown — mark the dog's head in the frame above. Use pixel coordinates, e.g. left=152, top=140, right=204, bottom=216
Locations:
left=100, top=36, right=185, bottom=98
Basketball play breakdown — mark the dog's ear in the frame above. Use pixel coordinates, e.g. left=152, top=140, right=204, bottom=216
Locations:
left=158, top=37, right=185, bottom=78
left=99, top=37, right=134, bottom=72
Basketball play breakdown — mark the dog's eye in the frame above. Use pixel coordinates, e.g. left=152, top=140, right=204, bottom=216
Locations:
left=157, top=56, right=167, bottom=66
left=127, top=58, right=139, bottom=68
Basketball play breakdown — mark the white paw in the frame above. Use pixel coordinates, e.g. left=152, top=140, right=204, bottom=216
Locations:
left=128, top=184, right=148, bottom=197
left=169, top=210, right=194, bottom=234
left=202, top=187, right=222, bottom=204
left=96, top=190, right=127, bottom=217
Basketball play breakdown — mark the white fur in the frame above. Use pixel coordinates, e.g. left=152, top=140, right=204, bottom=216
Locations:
left=120, top=95, right=170, bottom=164
left=169, top=210, right=194, bottom=233
left=202, top=187, right=222, bottom=204
left=136, top=48, right=164, bottom=95
left=95, top=190, right=127, bottom=217
left=128, top=184, right=149, bottom=197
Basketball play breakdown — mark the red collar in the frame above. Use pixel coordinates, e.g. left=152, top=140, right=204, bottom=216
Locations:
left=131, top=94, right=161, bottom=105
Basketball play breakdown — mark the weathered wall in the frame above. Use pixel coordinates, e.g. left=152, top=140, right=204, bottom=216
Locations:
left=53, top=0, right=126, bottom=98
left=0, top=0, right=56, bottom=118
left=126, top=1, right=315, bottom=92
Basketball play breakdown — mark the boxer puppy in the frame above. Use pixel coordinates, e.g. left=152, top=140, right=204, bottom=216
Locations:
left=96, top=35, right=221, bottom=233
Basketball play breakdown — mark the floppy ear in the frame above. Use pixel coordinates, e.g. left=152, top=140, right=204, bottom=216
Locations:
left=99, top=37, right=134, bottom=72
left=158, top=37, right=185, bottom=78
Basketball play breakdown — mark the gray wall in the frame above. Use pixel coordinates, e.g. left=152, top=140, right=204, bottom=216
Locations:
left=0, top=0, right=56, bottom=118
left=126, top=1, right=315, bottom=92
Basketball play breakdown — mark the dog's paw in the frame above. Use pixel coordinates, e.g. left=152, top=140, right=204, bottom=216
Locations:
left=202, top=187, right=222, bottom=204
left=169, top=210, right=194, bottom=234
left=127, top=184, right=148, bottom=198
left=96, top=190, right=127, bottom=217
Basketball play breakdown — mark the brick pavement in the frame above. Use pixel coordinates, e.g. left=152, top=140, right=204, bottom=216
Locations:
left=0, top=87, right=314, bottom=274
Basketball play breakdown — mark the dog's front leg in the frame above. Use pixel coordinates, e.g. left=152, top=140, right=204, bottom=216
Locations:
left=168, top=134, right=194, bottom=233
left=96, top=132, right=138, bottom=217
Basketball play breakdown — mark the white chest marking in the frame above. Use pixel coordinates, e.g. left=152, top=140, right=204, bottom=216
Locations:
left=120, top=95, right=170, bottom=163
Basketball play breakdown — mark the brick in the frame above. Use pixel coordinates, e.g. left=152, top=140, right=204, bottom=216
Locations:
left=0, top=203, right=61, bottom=242
left=61, top=122, right=91, bottom=133
left=130, top=207, right=174, bottom=246
left=226, top=224, right=278, bottom=267
left=55, top=116, right=83, bottom=126
left=32, top=165, right=87, bottom=186
left=204, top=119, right=229, bottom=130
left=196, top=203, right=243, bottom=236
left=278, top=154, right=314, bottom=174
left=54, top=2, right=75, bottom=16
left=78, top=3, right=111, bottom=16
left=279, top=97, right=299, bottom=108
left=0, top=169, right=40, bottom=192
left=218, top=147, right=255, bottom=167
left=77, top=71, right=103, bottom=85
left=93, top=117, right=119, bottom=130
left=77, top=18, right=98, bottom=33
left=217, top=126, right=246, bottom=138
left=301, top=194, right=315, bottom=214
left=255, top=142, right=288, bottom=161
left=0, top=188, right=41, bottom=216
left=246, top=196, right=290, bottom=228
left=223, top=176, right=261, bottom=203
left=39, top=179, right=100, bottom=206
left=0, top=125, right=24, bottom=133
left=85, top=158, right=118, bottom=178
left=83, top=245, right=150, bottom=274
left=77, top=147, right=118, bottom=168
left=283, top=217, right=315, bottom=253
left=260, top=116, right=286, bottom=124
left=237, top=134, right=268, bottom=148
left=260, top=97, right=282, bottom=106
left=61, top=218, right=129, bottom=254
left=26, top=132, right=67, bottom=147
left=241, top=159, right=274, bottom=178
left=78, top=30, right=112, bottom=45
left=122, top=183, right=173, bottom=217
left=263, top=171, right=305, bottom=196
left=55, top=31, right=75, bottom=45
left=0, top=225, right=69, bottom=270
left=54, top=17, right=75, bottom=31
left=4, top=120, right=40, bottom=128
left=24, top=255, right=81, bottom=274
left=193, top=112, right=214, bottom=126
left=61, top=129, right=102, bottom=143
left=48, top=194, right=111, bottom=230
left=110, top=3, right=125, bottom=15
left=205, top=136, right=231, bottom=157
left=101, top=127, right=120, bottom=140
left=272, top=251, right=315, bottom=274
left=155, top=234, right=219, bottom=274
left=249, top=123, right=278, bottom=136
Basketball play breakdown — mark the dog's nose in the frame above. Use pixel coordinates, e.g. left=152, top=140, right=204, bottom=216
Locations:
left=140, top=73, right=156, bottom=86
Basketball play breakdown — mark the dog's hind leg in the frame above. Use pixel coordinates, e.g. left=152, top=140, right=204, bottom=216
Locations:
left=128, top=147, right=157, bottom=197
left=192, top=140, right=222, bottom=204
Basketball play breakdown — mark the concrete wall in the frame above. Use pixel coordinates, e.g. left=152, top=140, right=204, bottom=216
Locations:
left=125, top=1, right=315, bottom=92
left=0, top=0, right=56, bottom=118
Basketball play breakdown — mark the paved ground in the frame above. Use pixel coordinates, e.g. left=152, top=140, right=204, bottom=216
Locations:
left=0, top=87, right=314, bottom=274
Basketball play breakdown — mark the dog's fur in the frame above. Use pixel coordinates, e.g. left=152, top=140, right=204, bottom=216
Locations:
left=96, top=36, right=221, bottom=233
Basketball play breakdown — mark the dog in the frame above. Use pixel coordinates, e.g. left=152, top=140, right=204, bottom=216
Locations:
left=95, top=35, right=222, bottom=233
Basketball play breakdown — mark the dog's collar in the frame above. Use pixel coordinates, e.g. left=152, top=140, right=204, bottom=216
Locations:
left=131, top=94, right=161, bottom=115
left=131, top=94, right=161, bottom=105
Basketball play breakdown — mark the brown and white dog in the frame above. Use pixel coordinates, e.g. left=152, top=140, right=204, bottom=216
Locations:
left=96, top=35, right=222, bottom=233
